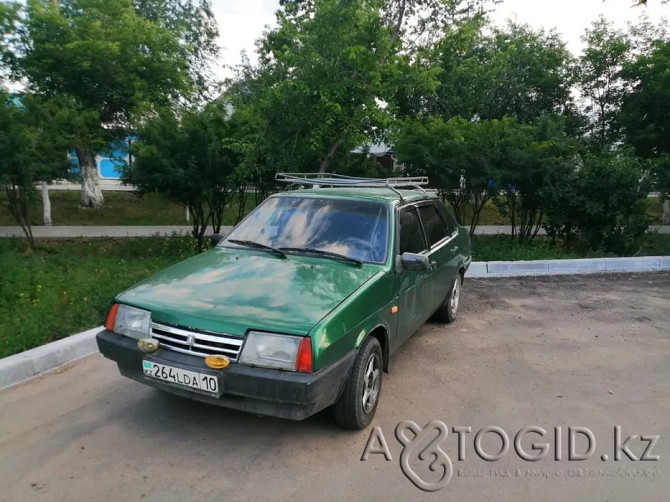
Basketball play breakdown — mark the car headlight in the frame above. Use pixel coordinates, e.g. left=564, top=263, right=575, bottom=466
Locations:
left=239, top=331, right=311, bottom=372
left=108, top=304, right=151, bottom=340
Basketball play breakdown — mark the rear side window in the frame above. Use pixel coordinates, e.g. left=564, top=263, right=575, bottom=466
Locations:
left=398, top=207, right=427, bottom=254
left=435, top=201, right=457, bottom=235
left=418, top=204, right=449, bottom=246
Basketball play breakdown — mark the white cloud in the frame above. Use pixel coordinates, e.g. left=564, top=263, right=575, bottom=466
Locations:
left=490, top=0, right=670, bottom=54
left=209, top=0, right=670, bottom=78
left=210, top=0, right=280, bottom=78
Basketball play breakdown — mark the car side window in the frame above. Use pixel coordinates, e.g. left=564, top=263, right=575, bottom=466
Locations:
left=435, top=201, right=457, bottom=235
left=398, top=207, right=427, bottom=254
left=417, top=203, right=449, bottom=246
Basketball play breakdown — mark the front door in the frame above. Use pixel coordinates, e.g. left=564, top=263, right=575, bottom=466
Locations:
left=394, top=206, right=431, bottom=348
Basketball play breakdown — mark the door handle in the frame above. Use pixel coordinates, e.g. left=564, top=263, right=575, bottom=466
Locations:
left=450, top=246, right=459, bottom=253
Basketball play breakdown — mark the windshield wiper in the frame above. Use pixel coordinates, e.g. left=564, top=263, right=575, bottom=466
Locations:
left=279, top=247, right=362, bottom=267
left=227, top=239, right=287, bottom=259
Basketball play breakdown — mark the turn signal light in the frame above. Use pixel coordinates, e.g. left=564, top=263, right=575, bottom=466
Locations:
left=205, top=354, right=230, bottom=369
left=105, top=303, right=119, bottom=331
left=296, top=337, right=312, bottom=373
left=137, top=338, right=159, bottom=353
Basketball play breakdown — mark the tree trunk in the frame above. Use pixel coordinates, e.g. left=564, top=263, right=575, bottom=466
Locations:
left=319, top=138, right=344, bottom=173
left=41, top=181, right=52, bottom=225
left=5, top=184, right=35, bottom=250
left=663, top=200, right=669, bottom=225
left=77, top=148, right=104, bottom=208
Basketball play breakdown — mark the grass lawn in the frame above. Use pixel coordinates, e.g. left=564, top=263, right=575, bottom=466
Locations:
left=2, top=232, right=669, bottom=358
left=0, top=236, right=205, bottom=358
left=0, top=190, right=665, bottom=227
left=472, top=233, right=670, bottom=261
left=0, top=190, right=258, bottom=226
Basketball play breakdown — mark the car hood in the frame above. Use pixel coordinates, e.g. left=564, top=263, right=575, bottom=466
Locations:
left=117, top=247, right=383, bottom=336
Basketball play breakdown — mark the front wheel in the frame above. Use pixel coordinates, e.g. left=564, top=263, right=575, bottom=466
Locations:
left=333, top=337, right=383, bottom=429
left=433, top=275, right=461, bottom=323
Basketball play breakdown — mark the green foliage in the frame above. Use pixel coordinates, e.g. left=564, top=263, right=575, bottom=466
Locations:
left=5, top=0, right=219, bottom=207
left=543, top=151, right=651, bottom=254
left=0, top=236, right=205, bottom=358
left=125, top=102, right=242, bottom=245
left=0, top=93, right=76, bottom=248
left=232, top=0, right=419, bottom=174
left=396, top=115, right=576, bottom=238
left=424, top=20, right=573, bottom=123
left=395, top=116, right=497, bottom=233
left=619, top=40, right=670, bottom=196
left=577, top=17, right=631, bottom=151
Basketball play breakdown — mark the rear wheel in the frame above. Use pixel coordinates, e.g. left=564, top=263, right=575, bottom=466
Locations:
left=333, top=337, right=383, bottom=429
left=433, top=275, right=461, bottom=323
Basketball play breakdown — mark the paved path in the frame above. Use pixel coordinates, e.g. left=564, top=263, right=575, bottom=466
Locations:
left=1, top=274, right=668, bottom=501
left=1, top=224, right=669, bottom=238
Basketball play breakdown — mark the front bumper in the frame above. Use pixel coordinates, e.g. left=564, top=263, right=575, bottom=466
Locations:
left=97, top=329, right=355, bottom=420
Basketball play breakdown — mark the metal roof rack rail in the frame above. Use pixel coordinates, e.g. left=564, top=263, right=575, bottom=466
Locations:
left=275, top=173, right=431, bottom=201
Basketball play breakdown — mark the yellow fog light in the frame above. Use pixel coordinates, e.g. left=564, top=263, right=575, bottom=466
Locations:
left=205, top=354, right=230, bottom=369
left=137, top=338, right=159, bottom=353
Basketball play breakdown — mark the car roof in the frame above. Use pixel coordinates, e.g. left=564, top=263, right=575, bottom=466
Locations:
left=272, top=187, right=438, bottom=204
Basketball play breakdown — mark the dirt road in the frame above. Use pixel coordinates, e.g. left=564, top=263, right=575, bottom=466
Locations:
left=1, top=273, right=669, bottom=501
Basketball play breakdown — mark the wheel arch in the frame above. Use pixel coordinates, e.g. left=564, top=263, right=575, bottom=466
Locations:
left=367, top=325, right=390, bottom=373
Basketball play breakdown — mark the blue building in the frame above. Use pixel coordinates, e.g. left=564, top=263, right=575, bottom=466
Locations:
left=68, top=137, right=136, bottom=179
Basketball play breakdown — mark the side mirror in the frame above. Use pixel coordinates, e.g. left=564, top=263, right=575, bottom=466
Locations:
left=210, top=234, right=224, bottom=247
left=400, top=252, right=431, bottom=272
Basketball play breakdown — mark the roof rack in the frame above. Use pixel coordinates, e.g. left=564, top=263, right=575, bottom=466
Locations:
left=275, top=173, right=430, bottom=201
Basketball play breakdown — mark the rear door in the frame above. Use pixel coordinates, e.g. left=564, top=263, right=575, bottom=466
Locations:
left=416, top=201, right=459, bottom=312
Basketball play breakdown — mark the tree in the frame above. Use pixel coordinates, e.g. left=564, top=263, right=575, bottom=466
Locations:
left=394, top=117, right=498, bottom=235
left=6, top=0, right=218, bottom=208
left=424, top=20, right=573, bottom=124
left=245, top=0, right=399, bottom=174
left=484, top=116, right=576, bottom=241
left=619, top=41, right=670, bottom=195
left=543, top=151, right=650, bottom=254
left=125, top=102, right=240, bottom=246
left=576, top=17, right=631, bottom=151
left=0, top=93, right=76, bottom=249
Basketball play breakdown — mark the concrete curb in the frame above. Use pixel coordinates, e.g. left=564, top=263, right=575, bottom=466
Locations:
left=1, top=255, right=669, bottom=390
left=466, top=256, right=670, bottom=278
left=0, top=326, right=102, bottom=390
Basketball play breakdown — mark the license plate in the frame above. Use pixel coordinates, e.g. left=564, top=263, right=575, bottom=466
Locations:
left=142, top=360, right=219, bottom=395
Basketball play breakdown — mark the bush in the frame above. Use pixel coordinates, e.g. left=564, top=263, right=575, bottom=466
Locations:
left=543, top=151, right=650, bottom=254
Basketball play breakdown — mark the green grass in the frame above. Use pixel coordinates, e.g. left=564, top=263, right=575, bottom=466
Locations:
left=2, top=232, right=669, bottom=358
left=471, top=235, right=608, bottom=261
left=0, top=190, right=664, bottom=227
left=463, top=198, right=666, bottom=226
left=0, top=236, right=204, bottom=358
left=0, top=191, right=257, bottom=226
left=472, top=233, right=670, bottom=261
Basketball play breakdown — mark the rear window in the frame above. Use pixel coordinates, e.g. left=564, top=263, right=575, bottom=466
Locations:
left=418, top=204, right=449, bottom=246
left=398, top=207, right=427, bottom=254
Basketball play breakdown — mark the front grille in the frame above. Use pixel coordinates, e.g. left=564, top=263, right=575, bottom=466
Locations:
left=150, top=321, right=243, bottom=361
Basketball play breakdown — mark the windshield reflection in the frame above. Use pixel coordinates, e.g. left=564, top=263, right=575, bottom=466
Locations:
left=224, top=196, right=389, bottom=263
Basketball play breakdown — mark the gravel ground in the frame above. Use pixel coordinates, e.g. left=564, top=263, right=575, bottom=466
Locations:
left=1, top=272, right=668, bottom=501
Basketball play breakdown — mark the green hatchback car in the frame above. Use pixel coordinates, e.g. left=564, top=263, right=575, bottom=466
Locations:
left=97, top=174, right=471, bottom=428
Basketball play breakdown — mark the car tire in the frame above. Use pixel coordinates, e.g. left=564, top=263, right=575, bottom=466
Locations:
left=333, top=337, right=383, bottom=429
left=433, top=275, right=461, bottom=323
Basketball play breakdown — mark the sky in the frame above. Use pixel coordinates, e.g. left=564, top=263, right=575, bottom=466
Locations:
left=211, top=0, right=670, bottom=78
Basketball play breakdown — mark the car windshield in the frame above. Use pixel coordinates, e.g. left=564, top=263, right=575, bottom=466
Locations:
left=224, top=196, right=389, bottom=264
